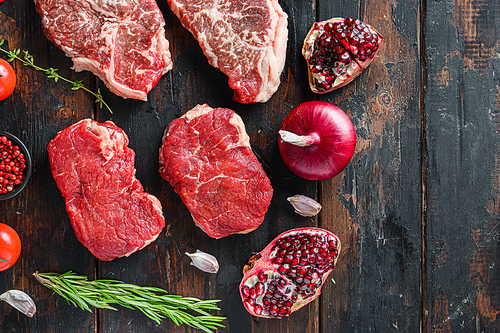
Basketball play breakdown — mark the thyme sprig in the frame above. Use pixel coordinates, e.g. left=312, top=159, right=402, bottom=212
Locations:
left=34, top=271, right=225, bottom=333
left=0, top=40, right=112, bottom=113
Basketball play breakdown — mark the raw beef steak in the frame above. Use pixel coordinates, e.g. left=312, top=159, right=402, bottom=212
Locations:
left=167, top=0, right=288, bottom=104
left=159, top=104, right=273, bottom=238
left=35, top=0, right=172, bottom=101
left=48, top=119, right=165, bottom=261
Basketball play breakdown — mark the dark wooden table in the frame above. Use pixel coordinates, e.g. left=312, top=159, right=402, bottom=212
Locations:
left=0, top=0, right=499, bottom=331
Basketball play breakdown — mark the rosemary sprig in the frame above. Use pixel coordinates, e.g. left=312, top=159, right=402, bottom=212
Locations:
left=0, top=39, right=112, bottom=113
left=34, top=271, right=225, bottom=333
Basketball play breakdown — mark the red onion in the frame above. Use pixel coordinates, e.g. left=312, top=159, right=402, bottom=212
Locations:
left=278, top=101, right=356, bottom=181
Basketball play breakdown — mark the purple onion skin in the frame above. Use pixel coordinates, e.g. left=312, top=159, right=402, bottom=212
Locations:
left=278, top=101, right=356, bottom=181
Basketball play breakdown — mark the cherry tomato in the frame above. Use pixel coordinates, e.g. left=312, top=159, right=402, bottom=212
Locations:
left=0, top=223, right=21, bottom=271
left=0, top=58, right=16, bottom=101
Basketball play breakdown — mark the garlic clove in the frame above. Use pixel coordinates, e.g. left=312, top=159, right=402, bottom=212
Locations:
left=185, top=250, right=219, bottom=274
left=0, top=290, right=36, bottom=317
left=287, top=195, right=322, bottom=217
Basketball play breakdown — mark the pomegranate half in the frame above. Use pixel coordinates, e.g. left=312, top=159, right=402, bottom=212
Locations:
left=239, top=227, right=341, bottom=318
left=303, top=17, right=383, bottom=93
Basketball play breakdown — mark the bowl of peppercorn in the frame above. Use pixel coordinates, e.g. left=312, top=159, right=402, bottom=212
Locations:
left=0, top=131, right=32, bottom=200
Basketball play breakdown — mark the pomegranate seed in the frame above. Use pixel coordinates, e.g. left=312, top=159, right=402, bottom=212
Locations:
left=255, top=282, right=264, bottom=295
left=278, top=264, right=289, bottom=274
left=258, top=271, right=267, bottom=282
left=241, top=285, right=250, bottom=297
left=254, top=305, right=262, bottom=315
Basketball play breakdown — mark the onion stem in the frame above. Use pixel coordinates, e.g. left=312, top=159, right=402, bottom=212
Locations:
left=279, top=130, right=320, bottom=147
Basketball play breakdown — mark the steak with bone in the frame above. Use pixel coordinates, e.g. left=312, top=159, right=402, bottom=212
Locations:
left=159, top=104, right=273, bottom=238
left=48, top=119, right=165, bottom=261
left=167, top=0, right=288, bottom=103
left=34, top=0, right=172, bottom=101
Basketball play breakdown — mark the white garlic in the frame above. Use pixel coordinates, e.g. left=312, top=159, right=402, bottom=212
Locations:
left=0, top=290, right=36, bottom=317
left=185, top=250, right=219, bottom=274
left=287, top=194, right=322, bottom=217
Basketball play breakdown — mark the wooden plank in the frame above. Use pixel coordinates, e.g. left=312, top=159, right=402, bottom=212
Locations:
left=94, top=1, right=177, bottom=330
left=0, top=1, right=96, bottom=332
left=424, top=0, right=500, bottom=331
left=317, top=0, right=422, bottom=331
left=95, top=1, right=320, bottom=332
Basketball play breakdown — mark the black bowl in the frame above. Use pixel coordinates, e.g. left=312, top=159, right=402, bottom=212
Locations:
left=0, top=131, right=32, bottom=200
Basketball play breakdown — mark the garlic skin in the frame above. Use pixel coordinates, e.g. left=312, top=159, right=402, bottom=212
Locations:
left=185, top=250, right=219, bottom=274
left=287, top=195, right=322, bottom=217
left=0, top=290, right=36, bottom=317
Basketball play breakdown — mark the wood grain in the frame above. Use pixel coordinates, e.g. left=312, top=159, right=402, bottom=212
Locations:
left=0, top=0, right=499, bottom=332
left=0, top=1, right=96, bottom=332
left=317, top=0, right=422, bottom=331
left=424, top=0, right=500, bottom=331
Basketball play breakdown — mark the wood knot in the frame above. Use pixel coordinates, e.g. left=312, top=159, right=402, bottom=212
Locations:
left=377, top=90, right=392, bottom=107
left=57, top=108, right=73, bottom=118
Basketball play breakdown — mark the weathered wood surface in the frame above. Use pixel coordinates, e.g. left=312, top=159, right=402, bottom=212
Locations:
left=0, top=0, right=498, bottom=332
left=423, top=0, right=500, bottom=331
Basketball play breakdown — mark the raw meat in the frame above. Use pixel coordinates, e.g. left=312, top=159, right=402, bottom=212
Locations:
left=159, top=104, right=273, bottom=238
left=47, top=119, right=165, bottom=261
left=34, top=0, right=172, bottom=101
left=167, top=0, right=288, bottom=104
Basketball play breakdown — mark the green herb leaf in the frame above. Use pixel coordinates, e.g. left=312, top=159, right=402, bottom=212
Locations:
left=34, top=271, right=225, bottom=332
left=0, top=39, right=112, bottom=113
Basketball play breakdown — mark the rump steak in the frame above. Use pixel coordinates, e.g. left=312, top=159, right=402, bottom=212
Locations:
left=167, top=0, right=288, bottom=104
left=35, top=0, right=172, bottom=101
left=159, top=104, right=273, bottom=238
left=47, top=119, right=165, bottom=261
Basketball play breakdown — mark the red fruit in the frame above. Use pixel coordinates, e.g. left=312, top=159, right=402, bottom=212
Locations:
left=239, top=227, right=341, bottom=319
left=302, top=17, right=383, bottom=94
